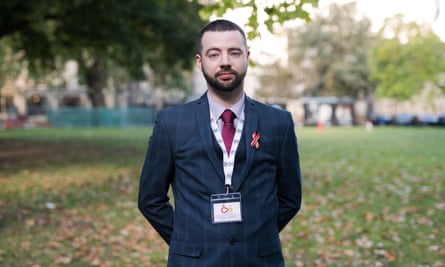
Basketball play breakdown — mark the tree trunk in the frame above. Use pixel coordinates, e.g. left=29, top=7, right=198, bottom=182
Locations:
left=350, top=103, right=357, bottom=125
left=331, top=103, right=338, bottom=125
left=366, top=94, right=374, bottom=119
left=86, top=59, right=106, bottom=107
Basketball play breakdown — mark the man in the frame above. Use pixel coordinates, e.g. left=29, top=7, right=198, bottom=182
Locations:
left=138, top=19, right=302, bottom=267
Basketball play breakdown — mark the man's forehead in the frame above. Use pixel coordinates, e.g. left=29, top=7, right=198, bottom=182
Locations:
left=201, top=30, right=246, bottom=46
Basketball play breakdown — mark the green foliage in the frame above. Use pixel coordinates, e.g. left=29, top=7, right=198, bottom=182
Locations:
left=290, top=2, right=374, bottom=98
left=369, top=15, right=445, bottom=99
left=0, top=0, right=320, bottom=106
left=0, top=0, right=203, bottom=75
left=0, top=38, right=24, bottom=86
left=200, top=0, right=318, bottom=39
left=0, top=0, right=204, bottom=105
left=0, top=127, right=444, bottom=266
left=262, top=0, right=314, bottom=32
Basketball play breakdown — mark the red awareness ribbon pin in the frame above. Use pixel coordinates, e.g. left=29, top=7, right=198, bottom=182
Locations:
left=250, top=131, right=260, bottom=149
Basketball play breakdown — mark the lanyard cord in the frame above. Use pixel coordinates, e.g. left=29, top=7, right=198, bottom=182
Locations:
left=210, top=112, right=244, bottom=190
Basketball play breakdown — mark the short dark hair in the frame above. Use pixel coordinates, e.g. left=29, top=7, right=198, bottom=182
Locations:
left=196, top=19, right=247, bottom=55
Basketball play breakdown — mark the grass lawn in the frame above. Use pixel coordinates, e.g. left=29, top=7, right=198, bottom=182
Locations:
left=0, top=126, right=444, bottom=266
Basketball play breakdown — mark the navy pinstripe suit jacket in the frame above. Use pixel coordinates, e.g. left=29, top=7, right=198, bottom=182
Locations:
left=138, top=93, right=302, bottom=267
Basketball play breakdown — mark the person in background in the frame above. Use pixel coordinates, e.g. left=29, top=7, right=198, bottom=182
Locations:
left=138, top=19, right=302, bottom=267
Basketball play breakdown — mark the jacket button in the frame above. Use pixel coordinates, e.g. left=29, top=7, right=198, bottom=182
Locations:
left=229, top=238, right=236, bottom=245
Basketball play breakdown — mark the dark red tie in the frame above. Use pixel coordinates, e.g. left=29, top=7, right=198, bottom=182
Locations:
left=221, top=109, right=235, bottom=155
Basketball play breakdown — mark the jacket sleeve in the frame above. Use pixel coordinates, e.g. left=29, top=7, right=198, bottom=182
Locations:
left=138, top=111, right=175, bottom=244
left=277, top=112, right=302, bottom=231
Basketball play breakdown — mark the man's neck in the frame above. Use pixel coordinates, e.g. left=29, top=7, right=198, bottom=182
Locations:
left=207, top=87, right=244, bottom=108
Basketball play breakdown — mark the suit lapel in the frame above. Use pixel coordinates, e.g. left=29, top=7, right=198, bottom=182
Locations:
left=195, top=94, right=225, bottom=182
left=233, top=97, right=258, bottom=191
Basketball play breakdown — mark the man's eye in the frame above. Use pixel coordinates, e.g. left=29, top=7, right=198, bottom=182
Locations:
left=208, top=53, right=219, bottom=59
left=230, top=52, right=241, bottom=57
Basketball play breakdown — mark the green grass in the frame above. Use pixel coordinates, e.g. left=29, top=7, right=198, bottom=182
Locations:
left=0, top=126, right=444, bottom=266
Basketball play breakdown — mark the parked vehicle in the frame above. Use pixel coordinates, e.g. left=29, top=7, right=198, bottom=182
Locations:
left=369, top=114, right=393, bottom=125
left=413, top=114, right=439, bottom=126
left=437, top=114, right=445, bottom=126
left=369, top=113, right=445, bottom=127
left=392, top=113, right=417, bottom=126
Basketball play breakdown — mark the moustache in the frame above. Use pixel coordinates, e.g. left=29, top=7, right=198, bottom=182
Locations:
left=216, top=70, right=237, bottom=76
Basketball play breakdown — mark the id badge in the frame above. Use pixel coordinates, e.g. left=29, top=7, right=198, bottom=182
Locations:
left=210, top=192, right=242, bottom=224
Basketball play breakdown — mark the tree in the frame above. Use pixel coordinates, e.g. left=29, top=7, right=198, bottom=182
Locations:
left=369, top=15, right=445, bottom=100
left=255, top=62, right=302, bottom=103
left=0, top=0, right=204, bottom=106
left=200, top=0, right=318, bottom=39
left=289, top=2, right=374, bottom=99
left=0, top=0, right=318, bottom=107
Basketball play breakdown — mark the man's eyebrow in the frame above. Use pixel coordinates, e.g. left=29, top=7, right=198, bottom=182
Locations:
left=205, top=47, right=242, bottom=54
left=205, top=48, right=221, bottom=54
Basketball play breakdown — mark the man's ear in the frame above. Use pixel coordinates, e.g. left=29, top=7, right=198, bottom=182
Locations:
left=195, top=54, right=202, bottom=68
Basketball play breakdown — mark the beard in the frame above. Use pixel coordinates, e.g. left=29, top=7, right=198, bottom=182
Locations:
left=201, top=66, right=246, bottom=93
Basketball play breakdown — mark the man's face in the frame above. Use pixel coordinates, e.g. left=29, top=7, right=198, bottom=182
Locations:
left=196, top=30, right=249, bottom=93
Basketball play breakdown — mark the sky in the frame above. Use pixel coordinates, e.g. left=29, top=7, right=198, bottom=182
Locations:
left=220, top=0, right=445, bottom=64
left=222, top=0, right=444, bottom=38
left=224, top=0, right=445, bottom=41
left=319, top=0, right=445, bottom=39
left=207, top=1, right=445, bottom=95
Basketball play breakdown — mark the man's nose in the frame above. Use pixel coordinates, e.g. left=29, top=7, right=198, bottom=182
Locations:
left=220, top=53, right=231, bottom=66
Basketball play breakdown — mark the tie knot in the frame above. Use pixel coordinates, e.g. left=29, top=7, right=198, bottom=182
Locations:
left=221, top=109, right=235, bottom=124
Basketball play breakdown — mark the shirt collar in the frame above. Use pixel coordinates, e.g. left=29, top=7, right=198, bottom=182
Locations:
left=207, top=92, right=245, bottom=120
